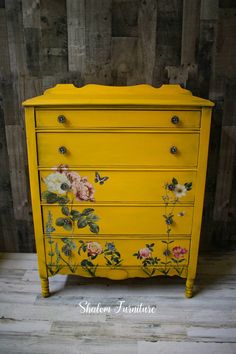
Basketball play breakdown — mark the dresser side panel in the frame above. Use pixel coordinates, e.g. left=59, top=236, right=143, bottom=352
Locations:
left=24, top=106, right=47, bottom=279
left=188, top=107, right=212, bottom=279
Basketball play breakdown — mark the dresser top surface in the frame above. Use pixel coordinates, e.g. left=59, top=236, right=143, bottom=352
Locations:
left=22, top=84, right=214, bottom=107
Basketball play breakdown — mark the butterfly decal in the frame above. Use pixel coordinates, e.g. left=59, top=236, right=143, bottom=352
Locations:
left=95, top=172, right=109, bottom=185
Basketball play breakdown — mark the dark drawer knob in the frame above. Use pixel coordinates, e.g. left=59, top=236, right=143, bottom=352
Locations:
left=171, top=116, right=179, bottom=124
left=58, top=146, right=67, bottom=154
left=170, top=146, right=178, bottom=154
left=58, top=115, right=66, bottom=123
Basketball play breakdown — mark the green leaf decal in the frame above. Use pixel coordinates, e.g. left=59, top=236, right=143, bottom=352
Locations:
left=62, top=245, right=72, bottom=257
left=56, top=217, right=65, bottom=226
left=172, top=178, right=178, bottom=185
left=46, top=192, right=58, bottom=204
left=86, top=214, right=100, bottom=222
left=70, top=210, right=81, bottom=220
left=184, top=182, right=192, bottom=191
left=63, top=221, right=72, bottom=231
left=89, top=223, right=99, bottom=234
left=77, top=216, right=88, bottom=228
left=58, top=196, right=69, bottom=205
left=81, top=208, right=94, bottom=216
left=61, top=206, right=70, bottom=216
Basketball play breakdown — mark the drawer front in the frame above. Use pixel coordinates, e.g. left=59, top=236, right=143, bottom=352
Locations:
left=45, top=236, right=190, bottom=277
left=40, top=169, right=196, bottom=203
left=36, top=110, right=201, bottom=129
left=43, top=205, right=193, bottom=235
left=37, top=132, right=199, bottom=167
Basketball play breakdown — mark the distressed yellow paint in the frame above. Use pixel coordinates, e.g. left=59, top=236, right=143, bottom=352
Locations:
left=23, top=84, right=213, bottom=298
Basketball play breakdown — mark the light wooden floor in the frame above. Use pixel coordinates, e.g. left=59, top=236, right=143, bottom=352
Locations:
left=0, top=251, right=236, bottom=354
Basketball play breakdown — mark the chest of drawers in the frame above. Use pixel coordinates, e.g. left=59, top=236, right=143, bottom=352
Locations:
left=23, top=84, right=214, bottom=298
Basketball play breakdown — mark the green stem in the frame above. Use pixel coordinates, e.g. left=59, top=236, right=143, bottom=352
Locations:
left=142, top=266, right=152, bottom=277
left=59, top=254, right=75, bottom=272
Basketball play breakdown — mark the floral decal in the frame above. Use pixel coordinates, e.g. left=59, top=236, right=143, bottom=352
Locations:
left=172, top=246, right=188, bottom=259
left=133, top=241, right=188, bottom=277
left=133, top=243, right=160, bottom=277
left=45, top=209, right=123, bottom=278
left=55, top=206, right=100, bottom=234
left=45, top=176, right=191, bottom=278
left=46, top=211, right=79, bottom=275
left=78, top=240, right=103, bottom=276
left=42, top=164, right=95, bottom=204
left=103, top=242, right=123, bottom=268
left=162, top=177, right=192, bottom=229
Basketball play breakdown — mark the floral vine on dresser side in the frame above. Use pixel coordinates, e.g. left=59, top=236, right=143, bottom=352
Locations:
left=161, top=177, right=191, bottom=276
left=162, top=177, right=192, bottom=231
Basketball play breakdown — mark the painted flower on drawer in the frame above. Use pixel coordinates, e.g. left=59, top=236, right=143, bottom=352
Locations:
left=134, top=241, right=189, bottom=278
left=78, top=241, right=102, bottom=277
left=133, top=243, right=160, bottom=277
left=172, top=246, right=188, bottom=259
left=87, top=241, right=103, bottom=257
left=168, top=245, right=188, bottom=277
left=42, top=164, right=95, bottom=204
left=103, top=242, right=123, bottom=268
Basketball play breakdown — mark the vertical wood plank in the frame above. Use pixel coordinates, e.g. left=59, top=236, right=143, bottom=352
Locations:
left=153, top=0, right=183, bottom=86
left=67, top=0, right=86, bottom=74
left=181, top=0, right=201, bottom=65
left=85, top=0, right=112, bottom=84
left=137, top=0, right=157, bottom=84
left=40, top=0, right=68, bottom=75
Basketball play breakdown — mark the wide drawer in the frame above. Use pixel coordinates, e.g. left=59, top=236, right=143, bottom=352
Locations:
left=36, top=109, right=201, bottom=129
left=40, top=169, right=196, bottom=203
left=45, top=236, right=190, bottom=278
left=37, top=132, right=199, bottom=167
left=43, top=205, right=193, bottom=235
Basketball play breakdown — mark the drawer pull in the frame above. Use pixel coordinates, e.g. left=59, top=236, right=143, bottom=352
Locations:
left=170, top=146, right=178, bottom=154
left=171, top=116, right=179, bottom=124
left=58, top=146, right=67, bottom=154
left=58, top=115, right=66, bottom=123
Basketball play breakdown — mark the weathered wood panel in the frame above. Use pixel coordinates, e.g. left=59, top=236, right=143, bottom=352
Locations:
left=0, top=0, right=235, bottom=251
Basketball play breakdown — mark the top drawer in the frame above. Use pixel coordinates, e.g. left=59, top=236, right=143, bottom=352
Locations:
left=35, top=110, right=201, bottom=129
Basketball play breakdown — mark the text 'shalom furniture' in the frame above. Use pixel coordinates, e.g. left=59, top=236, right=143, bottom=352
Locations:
left=23, top=84, right=214, bottom=298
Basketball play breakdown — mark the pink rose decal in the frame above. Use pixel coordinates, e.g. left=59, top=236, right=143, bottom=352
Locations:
left=87, top=242, right=103, bottom=256
left=172, top=246, right=188, bottom=259
left=59, top=170, right=95, bottom=202
left=75, top=176, right=95, bottom=202
left=139, top=247, right=152, bottom=259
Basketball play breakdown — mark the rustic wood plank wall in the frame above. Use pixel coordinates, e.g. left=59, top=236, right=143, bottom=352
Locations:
left=0, top=0, right=235, bottom=252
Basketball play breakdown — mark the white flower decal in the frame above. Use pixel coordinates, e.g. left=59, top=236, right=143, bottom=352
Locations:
left=44, top=172, right=71, bottom=195
left=173, top=184, right=187, bottom=198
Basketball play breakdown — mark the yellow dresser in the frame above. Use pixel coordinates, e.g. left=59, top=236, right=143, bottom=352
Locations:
left=23, top=84, right=214, bottom=298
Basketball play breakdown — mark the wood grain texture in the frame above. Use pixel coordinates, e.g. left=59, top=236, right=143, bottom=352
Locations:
left=0, top=252, right=236, bottom=353
left=0, top=0, right=236, bottom=251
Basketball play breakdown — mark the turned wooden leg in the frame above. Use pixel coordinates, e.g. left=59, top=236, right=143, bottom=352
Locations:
left=40, top=277, right=50, bottom=298
left=185, top=278, right=194, bottom=298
